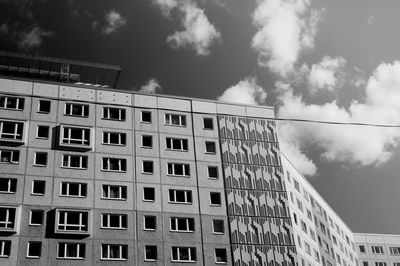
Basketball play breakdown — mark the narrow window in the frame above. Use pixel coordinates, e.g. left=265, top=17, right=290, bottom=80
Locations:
left=38, top=100, right=51, bottom=113
left=34, top=152, right=47, bottom=166
left=143, top=187, right=155, bottom=202
left=0, top=207, right=16, bottom=229
left=0, top=240, right=11, bottom=257
left=144, top=215, right=156, bottom=230
left=36, top=125, right=50, bottom=139
left=203, top=117, right=214, bottom=130
left=32, top=180, right=46, bottom=195
left=141, top=111, right=151, bottom=123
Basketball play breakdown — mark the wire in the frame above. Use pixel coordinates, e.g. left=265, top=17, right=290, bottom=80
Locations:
left=274, top=117, right=400, bottom=128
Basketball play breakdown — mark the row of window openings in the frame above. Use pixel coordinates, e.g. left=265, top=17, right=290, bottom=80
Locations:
left=359, top=245, right=400, bottom=256
left=0, top=240, right=227, bottom=263
left=1, top=95, right=215, bottom=129
left=362, top=263, right=400, bottom=266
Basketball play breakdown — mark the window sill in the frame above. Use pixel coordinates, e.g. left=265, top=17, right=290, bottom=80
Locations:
left=28, top=223, right=43, bottom=227
left=0, top=191, right=15, bottom=194
left=100, top=258, right=127, bottom=261
left=101, top=169, right=127, bottom=173
left=56, top=257, right=85, bottom=260
left=168, top=202, right=192, bottom=205
left=101, top=118, right=126, bottom=122
left=102, top=143, right=126, bottom=147
left=35, top=137, right=49, bottom=140
left=101, top=197, right=127, bottom=201
left=33, top=164, right=47, bottom=167
left=141, top=172, right=154, bottom=175
left=143, top=199, right=155, bottom=203
left=31, top=193, right=45, bottom=196
left=60, top=195, right=86, bottom=198
left=61, top=166, right=87, bottom=170
left=26, top=256, right=41, bottom=259
left=145, top=259, right=157, bottom=262
left=171, top=260, right=196, bottom=263
left=144, top=228, right=156, bottom=231
left=100, top=227, right=127, bottom=230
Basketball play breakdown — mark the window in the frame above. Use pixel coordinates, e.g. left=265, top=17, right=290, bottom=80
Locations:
left=390, top=247, right=400, bottom=255
left=0, top=149, right=19, bottom=163
left=210, top=192, right=222, bottom=206
left=141, top=111, right=151, bottom=123
left=169, top=189, right=192, bottom=204
left=215, top=248, right=227, bottom=264
left=101, top=244, right=127, bottom=260
left=141, top=135, right=152, bottom=148
left=286, top=170, right=291, bottom=183
left=171, top=247, right=196, bottom=262
left=56, top=210, right=88, bottom=233
left=393, top=263, right=400, bottom=266
left=375, top=263, right=387, bottom=266
left=170, top=217, right=195, bottom=232
left=0, top=121, right=24, bottom=140
left=102, top=185, right=127, bottom=200
left=212, top=220, right=224, bottom=234
left=60, top=182, right=87, bottom=197
left=38, top=100, right=51, bottom=113
left=102, top=157, right=126, bottom=172
left=36, top=125, right=49, bottom=139
left=145, top=246, right=157, bottom=261
left=32, top=180, right=46, bottom=195
left=166, top=137, right=188, bottom=151
left=304, top=241, right=311, bottom=255
left=167, top=163, right=190, bottom=176
left=143, top=187, right=155, bottom=201
left=0, top=207, right=16, bottom=229
left=101, top=214, right=127, bottom=229
left=27, top=242, right=42, bottom=258
left=294, top=179, right=300, bottom=191
left=208, top=166, right=218, bottom=179
left=0, top=95, right=24, bottom=110
left=301, top=220, right=307, bottom=233
left=363, top=262, right=369, bottom=266
left=103, top=107, right=126, bottom=121
left=307, top=209, right=312, bottom=221
left=297, top=198, right=303, bottom=212
left=0, top=178, right=17, bottom=193
left=34, top=152, right=47, bottom=166
left=64, top=103, right=89, bottom=117
left=142, top=161, right=154, bottom=174
left=29, top=210, right=44, bottom=226
left=102, top=132, right=126, bottom=146
left=205, top=141, right=216, bottom=154
left=0, top=240, right=11, bottom=257
left=372, top=246, right=384, bottom=254
left=165, top=113, right=186, bottom=127
left=57, top=243, right=85, bottom=259
left=203, top=117, right=214, bottom=130
left=61, top=126, right=90, bottom=146
left=62, top=155, right=88, bottom=169
left=144, top=215, right=156, bottom=230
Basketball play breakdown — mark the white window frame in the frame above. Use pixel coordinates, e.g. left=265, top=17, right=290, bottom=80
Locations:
left=101, top=244, right=127, bottom=261
left=26, top=241, right=42, bottom=258
left=102, top=185, right=127, bottom=200
left=56, top=210, right=88, bottom=233
left=64, top=103, right=89, bottom=117
left=372, top=246, right=384, bottom=254
left=33, top=152, right=47, bottom=167
left=0, top=95, right=24, bottom=110
left=390, top=247, right=400, bottom=255
left=140, top=111, right=152, bottom=123
left=165, top=137, right=188, bottom=151
left=171, top=246, right=196, bottom=262
left=60, top=182, right=87, bottom=198
left=167, top=163, right=190, bottom=177
left=143, top=187, right=155, bottom=202
left=0, top=149, right=19, bottom=164
left=31, top=180, right=46, bottom=195
left=144, top=245, right=157, bottom=261
left=215, top=248, right=227, bottom=264
left=61, top=126, right=90, bottom=146
left=102, top=131, right=126, bottom=146
left=142, top=161, right=154, bottom=174
left=57, top=242, right=85, bottom=259
left=102, top=107, right=126, bottom=121
left=0, top=178, right=16, bottom=194
left=212, top=220, right=224, bottom=234
left=141, top=135, right=153, bottom=148
left=210, top=192, right=222, bottom=206
left=170, top=217, right=195, bottom=232
left=0, top=240, right=11, bottom=257
left=0, top=207, right=16, bottom=229
left=0, top=120, right=24, bottom=140
left=203, top=117, right=214, bottom=130
left=101, top=213, right=127, bottom=230
left=36, top=125, right=50, bottom=139
left=168, top=189, right=192, bottom=204
left=143, top=215, right=156, bottom=231
left=102, top=157, right=126, bottom=172
left=38, top=100, right=51, bottom=113
left=165, top=113, right=186, bottom=127
left=205, top=141, right=216, bottom=154
left=207, top=166, right=219, bottom=179
left=29, top=210, right=44, bottom=226
left=62, top=154, right=88, bottom=169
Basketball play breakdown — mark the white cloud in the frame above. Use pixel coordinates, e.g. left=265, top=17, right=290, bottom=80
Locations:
left=18, top=26, right=54, bottom=50
left=217, top=77, right=267, bottom=105
left=153, top=0, right=221, bottom=55
left=139, top=78, right=162, bottom=94
left=308, top=56, right=346, bottom=92
left=101, top=10, right=127, bottom=35
left=277, top=62, right=400, bottom=175
left=367, top=15, right=374, bottom=27
left=251, top=0, right=322, bottom=76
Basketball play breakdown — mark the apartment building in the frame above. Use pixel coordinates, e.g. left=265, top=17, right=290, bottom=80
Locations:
left=282, top=155, right=359, bottom=266
left=0, top=52, right=297, bottom=265
left=354, top=233, right=400, bottom=266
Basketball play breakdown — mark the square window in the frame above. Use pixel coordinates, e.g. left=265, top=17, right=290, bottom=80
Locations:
left=141, top=111, right=151, bottom=123
left=38, top=100, right=51, bottom=113
left=27, top=241, right=42, bottom=258
left=145, top=246, right=157, bottom=261
left=205, top=141, right=216, bottom=154
left=210, top=192, right=222, bottom=206
left=212, top=220, right=224, bottom=234
left=141, top=135, right=153, bottom=148
left=29, top=210, right=44, bottom=226
left=203, top=118, right=214, bottom=130
left=143, top=187, right=155, bottom=201
left=34, top=152, right=47, bottom=166
left=215, top=248, right=227, bottom=264
left=36, top=125, right=50, bottom=139
left=142, top=161, right=154, bottom=174
left=144, top=215, right=156, bottom=230
left=208, top=166, right=218, bottom=179
left=32, top=180, right=45, bottom=195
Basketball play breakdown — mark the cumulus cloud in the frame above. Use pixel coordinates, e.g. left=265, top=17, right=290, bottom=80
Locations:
left=138, top=78, right=162, bottom=94
left=217, top=77, right=267, bottom=105
left=308, top=56, right=347, bottom=93
left=19, top=26, right=54, bottom=50
left=280, top=137, right=317, bottom=176
left=100, top=10, right=127, bottom=35
left=277, top=62, right=400, bottom=175
left=153, top=0, right=221, bottom=55
left=251, top=0, right=322, bottom=76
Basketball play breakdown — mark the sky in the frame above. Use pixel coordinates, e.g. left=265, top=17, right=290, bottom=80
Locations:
left=1, top=0, right=400, bottom=234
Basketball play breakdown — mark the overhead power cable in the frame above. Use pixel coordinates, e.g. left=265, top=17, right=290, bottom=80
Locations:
left=273, top=117, right=400, bottom=128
